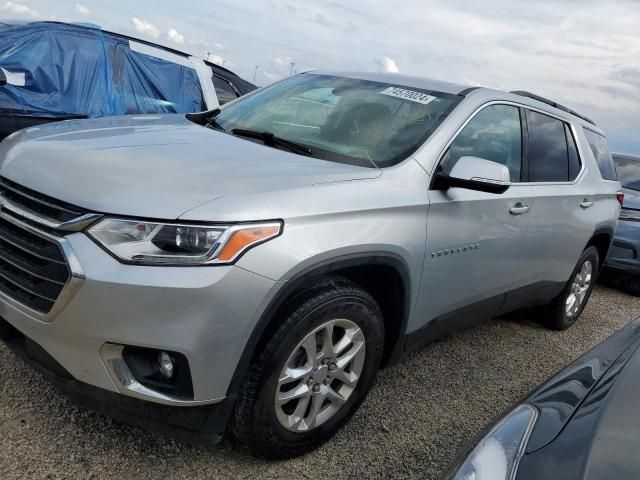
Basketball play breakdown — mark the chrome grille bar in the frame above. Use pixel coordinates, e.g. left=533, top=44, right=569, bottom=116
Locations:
left=0, top=179, right=88, bottom=321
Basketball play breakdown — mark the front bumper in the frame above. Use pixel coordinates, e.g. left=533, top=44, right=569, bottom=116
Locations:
left=605, top=219, right=640, bottom=276
left=0, top=317, right=234, bottom=444
left=0, top=231, right=278, bottom=405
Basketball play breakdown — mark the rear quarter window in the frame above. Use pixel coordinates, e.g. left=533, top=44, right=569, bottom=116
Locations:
left=584, top=129, right=618, bottom=181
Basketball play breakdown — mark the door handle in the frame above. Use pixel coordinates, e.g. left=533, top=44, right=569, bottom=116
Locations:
left=509, top=204, right=530, bottom=215
left=580, top=200, right=594, bottom=209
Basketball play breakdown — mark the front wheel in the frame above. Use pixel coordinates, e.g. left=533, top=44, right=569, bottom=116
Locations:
left=543, top=246, right=599, bottom=330
left=232, top=277, right=384, bottom=459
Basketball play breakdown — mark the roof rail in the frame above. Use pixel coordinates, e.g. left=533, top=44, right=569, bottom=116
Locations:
left=457, top=86, right=480, bottom=96
left=510, top=90, right=596, bottom=126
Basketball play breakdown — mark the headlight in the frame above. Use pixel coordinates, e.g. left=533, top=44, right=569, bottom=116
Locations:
left=87, top=218, right=281, bottom=265
left=619, top=207, right=640, bottom=221
left=449, top=404, right=538, bottom=480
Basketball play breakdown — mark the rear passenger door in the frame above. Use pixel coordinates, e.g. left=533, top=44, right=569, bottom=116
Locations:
left=517, top=109, right=592, bottom=298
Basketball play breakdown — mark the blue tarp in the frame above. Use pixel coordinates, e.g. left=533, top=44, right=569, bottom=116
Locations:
left=0, top=22, right=204, bottom=118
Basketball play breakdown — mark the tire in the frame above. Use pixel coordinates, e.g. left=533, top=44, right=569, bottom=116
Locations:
left=232, top=276, right=385, bottom=459
left=543, top=246, right=599, bottom=331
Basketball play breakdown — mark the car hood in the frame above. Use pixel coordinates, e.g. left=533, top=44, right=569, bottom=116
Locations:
left=622, top=188, right=640, bottom=210
left=0, top=115, right=380, bottom=219
left=574, top=344, right=640, bottom=479
left=515, top=320, right=640, bottom=480
left=523, top=320, right=640, bottom=453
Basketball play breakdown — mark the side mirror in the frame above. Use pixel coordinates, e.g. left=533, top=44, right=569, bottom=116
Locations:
left=433, top=156, right=511, bottom=194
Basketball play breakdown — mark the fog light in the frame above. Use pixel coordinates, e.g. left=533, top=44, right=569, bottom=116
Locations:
left=158, top=351, right=174, bottom=379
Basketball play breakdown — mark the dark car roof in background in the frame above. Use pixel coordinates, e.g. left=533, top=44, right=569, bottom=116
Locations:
left=613, top=153, right=640, bottom=162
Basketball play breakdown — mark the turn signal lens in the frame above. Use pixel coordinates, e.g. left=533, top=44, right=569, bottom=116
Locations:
left=217, top=224, right=281, bottom=262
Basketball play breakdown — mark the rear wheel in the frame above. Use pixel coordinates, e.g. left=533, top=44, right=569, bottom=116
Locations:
left=542, top=246, right=599, bottom=330
left=232, top=277, right=384, bottom=459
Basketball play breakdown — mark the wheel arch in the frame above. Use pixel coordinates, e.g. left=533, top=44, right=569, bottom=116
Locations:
left=226, top=252, right=413, bottom=397
left=585, top=225, right=615, bottom=271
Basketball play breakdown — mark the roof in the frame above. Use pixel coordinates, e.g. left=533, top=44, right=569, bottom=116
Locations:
left=309, top=70, right=470, bottom=95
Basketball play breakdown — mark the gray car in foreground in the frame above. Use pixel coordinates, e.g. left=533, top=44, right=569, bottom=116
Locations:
left=0, top=71, right=621, bottom=458
left=447, top=318, right=640, bottom=480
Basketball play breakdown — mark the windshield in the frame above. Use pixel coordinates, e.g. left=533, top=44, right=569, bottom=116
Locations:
left=213, top=73, right=461, bottom=168
left=615, top=155, right=640, bottom=191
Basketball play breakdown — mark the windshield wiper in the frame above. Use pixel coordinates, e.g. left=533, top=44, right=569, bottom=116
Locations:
left=231, top=128, right=313, bottom=156
left=185, top=109, right=225, bottom=132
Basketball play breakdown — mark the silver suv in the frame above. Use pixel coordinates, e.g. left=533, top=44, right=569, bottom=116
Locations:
left=0, top=71, right=622, bottom=458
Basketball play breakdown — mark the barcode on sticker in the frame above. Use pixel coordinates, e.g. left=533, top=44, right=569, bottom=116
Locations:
left=380, top=87, right=436, bottom=105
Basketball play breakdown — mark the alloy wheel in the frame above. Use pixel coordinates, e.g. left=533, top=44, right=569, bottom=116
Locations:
left=565, top=260, right=593, bottom=317
left=275, top=318, right=366, bottom=432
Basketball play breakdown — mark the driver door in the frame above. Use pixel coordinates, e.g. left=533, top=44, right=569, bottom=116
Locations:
left=412, top=104, right=534, bottom=337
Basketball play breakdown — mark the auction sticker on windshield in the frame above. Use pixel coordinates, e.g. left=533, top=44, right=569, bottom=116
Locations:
left=380, top=87, right=436, bottom=105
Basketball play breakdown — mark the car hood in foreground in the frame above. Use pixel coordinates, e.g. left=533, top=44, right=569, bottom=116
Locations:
left=0, top=115, right=380, bottom=219
left=516, top=319, right=640, bottom=480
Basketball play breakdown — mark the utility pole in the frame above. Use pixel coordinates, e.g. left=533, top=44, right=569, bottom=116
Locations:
left=289, top=61, right=295, bottom=76
left=253, top=65, right=259, bottom=83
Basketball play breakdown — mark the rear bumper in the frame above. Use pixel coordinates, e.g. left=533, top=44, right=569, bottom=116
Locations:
left=0, top=317, right=234, bottom=445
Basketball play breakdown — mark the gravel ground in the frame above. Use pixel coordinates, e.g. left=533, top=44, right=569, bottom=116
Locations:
left=1, top=285, right=639, bottom=480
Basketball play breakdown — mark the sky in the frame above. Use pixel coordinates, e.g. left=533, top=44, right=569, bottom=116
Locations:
left=2, top=0, right=639, bottom=153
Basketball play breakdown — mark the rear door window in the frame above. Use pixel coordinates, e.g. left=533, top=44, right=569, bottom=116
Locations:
left=212, top=75, right=239, bottom=105
left=526, top=110, right=570, bottom=182
left=584, top=129, right=618, bottom=181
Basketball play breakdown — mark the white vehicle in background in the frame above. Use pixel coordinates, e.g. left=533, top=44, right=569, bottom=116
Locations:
left=0, top=20, right=256, bottom=140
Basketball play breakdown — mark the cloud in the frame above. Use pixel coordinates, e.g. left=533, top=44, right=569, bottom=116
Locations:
left=131, top=17, right=160, bottom=39
left=274, top=56, right=289, bottom=66
left=1, top=1, right=40, bottom=17
left=74, top=3, right=90, bottom=15
left=315, top=13, right=332, bottom=27
left=375, top=56, right=399, bottom=73
left=167, top=28, right=185, bottom=45
left=207, top=53, right=225, bottom=65
left=9, top=0, right=639, bottom=152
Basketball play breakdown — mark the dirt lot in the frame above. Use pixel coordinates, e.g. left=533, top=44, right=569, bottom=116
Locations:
left=1, top=285, right=638, bottom=480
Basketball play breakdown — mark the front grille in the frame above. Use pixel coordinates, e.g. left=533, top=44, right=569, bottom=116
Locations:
left=0, top=177, right=88, bottom=223
left=0, top=178, right=91, bottom=318
left=0, top=217, right=70, bottom=314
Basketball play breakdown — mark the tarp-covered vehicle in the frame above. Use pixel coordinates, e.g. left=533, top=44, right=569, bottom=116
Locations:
left=0, top=21, right=256, bottom=140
